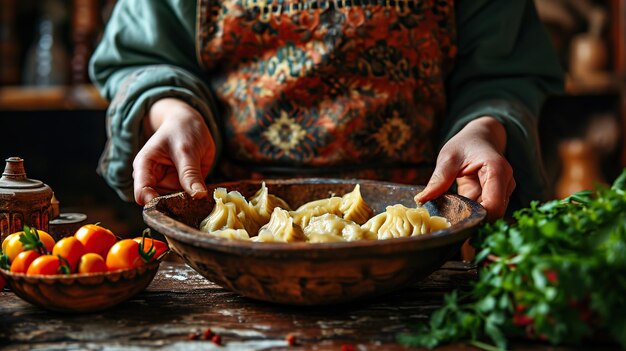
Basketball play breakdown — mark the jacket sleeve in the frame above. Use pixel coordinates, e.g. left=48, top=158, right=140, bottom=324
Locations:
left=89, top=0, right=222, bottom=202
left=442, top=0, right=564, bottom=209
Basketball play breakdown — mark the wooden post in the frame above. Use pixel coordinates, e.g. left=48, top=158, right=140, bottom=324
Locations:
left=611, top=0, right=626, bottom=168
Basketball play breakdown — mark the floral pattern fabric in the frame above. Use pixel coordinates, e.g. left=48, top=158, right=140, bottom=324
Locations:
left=197, top=0, right=456, bottom=183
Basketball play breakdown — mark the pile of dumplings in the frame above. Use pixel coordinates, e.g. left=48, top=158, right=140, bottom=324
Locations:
left=198, top=183, right=451, bottom=243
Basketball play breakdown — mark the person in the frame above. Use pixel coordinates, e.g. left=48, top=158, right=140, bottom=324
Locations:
left=89, top=0, right=563, bottom=222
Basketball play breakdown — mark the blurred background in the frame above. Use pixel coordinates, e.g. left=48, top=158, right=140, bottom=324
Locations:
left=0, top=0, right=139, bottom=236
left=0, top=0, right=625, bottom=234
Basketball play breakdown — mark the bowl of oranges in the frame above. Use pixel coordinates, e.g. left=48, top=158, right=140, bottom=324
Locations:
left=0, top=224, right=168, bottom=313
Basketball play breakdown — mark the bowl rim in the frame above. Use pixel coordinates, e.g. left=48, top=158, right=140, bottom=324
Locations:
left=0, top=261, right=163, bottom=313
left=143, top=178, right=487, bottom=258
left=0, top=259, right=164, bottom=285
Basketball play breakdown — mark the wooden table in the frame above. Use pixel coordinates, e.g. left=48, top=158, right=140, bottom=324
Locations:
left=0, top=261, right=612, bottom=350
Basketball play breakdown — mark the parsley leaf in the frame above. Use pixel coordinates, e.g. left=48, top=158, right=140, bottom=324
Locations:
left=399, top=169, right=626, bottom=350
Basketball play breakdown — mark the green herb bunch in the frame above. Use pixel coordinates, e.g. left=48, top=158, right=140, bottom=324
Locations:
left=399, top=170, right=626, bottom=350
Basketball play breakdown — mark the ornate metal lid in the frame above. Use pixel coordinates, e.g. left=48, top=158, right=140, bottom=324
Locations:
left=0, top=156, right=47, bottom=189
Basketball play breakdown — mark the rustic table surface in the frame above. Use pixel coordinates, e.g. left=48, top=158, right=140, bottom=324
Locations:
left=0, top=261, right=616, bottom=350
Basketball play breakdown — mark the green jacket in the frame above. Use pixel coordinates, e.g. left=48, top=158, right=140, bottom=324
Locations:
left=89, top=0, right=563, bottom=211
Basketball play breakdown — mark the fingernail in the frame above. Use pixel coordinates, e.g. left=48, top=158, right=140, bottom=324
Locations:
left=414, top=192, right=423, bottom=207
left=141, top=187, right=157, bottom=205
left=191, top=182, right=207, bottom=199
left=142, top=194, right=155, bottom=205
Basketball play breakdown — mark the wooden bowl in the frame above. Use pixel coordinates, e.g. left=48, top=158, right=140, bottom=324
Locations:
left=0, top=262, right=161, bottom=313
left=143, top=178, right=486, bottom=305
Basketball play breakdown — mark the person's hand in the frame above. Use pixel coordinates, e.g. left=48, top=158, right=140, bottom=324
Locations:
left=414, top=116, right=515, bottom=222
left=133, top=98, right=216, bottom=205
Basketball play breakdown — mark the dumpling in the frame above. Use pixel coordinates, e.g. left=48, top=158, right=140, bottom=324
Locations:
left=339, top=184, right=374, bottom=225
left=429, top=216, right=452, bottom=232
left=198, top=182, right=453, bottom=243
left=213, top=187, right=266, bottom=235
left=252, top=208, right=306, bottom=243
left=303, top=213, right=377, bottom=241
left=199, top=198, right=246, bottom=232
left=208, top=228, right=250, bottom=241
left=306, top=232, right=346, bottom=243
left=248, top=182, right=292, bottom=222
left=361, top=204, right=450, bottom=240
left=289, top=196, right=342, bottom=228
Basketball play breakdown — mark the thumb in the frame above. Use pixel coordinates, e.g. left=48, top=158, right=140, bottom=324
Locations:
left=415, top=156, right=460, bottom=205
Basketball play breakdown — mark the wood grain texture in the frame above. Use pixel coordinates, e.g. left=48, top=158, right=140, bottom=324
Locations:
left=0, top=262, right=616, bottom=350
left=0, top=261, right=473, bottom=350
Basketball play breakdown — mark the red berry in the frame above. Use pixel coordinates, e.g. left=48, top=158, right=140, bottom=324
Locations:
left=545, top=270, right=558, bottom=284
left=202, top=328, right=214, bottom=340
left=341, top=344, right=355, bottom=351
left=211, top=334, right=222, bottom=345
left=285, top=333, right=296, bottom=346
left=513, top=313, right=533, bottom=327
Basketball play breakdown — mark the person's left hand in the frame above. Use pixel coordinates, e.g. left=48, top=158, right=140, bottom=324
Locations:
left=414, top=116, right=515, bottom=222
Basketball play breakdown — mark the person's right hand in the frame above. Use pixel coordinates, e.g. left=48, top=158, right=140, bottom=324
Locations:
left=133, top=98, right=216, bottom=206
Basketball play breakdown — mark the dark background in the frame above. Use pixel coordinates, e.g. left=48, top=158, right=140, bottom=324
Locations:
left=0, top=110, right=145, bottom=237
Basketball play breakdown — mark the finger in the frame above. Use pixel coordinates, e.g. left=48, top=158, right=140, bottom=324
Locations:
left=501, top=176, right=517, bottom=215
left=415, top=153, right=461, bottom=205
left=456, top=175, right=482, bottom=201
left=460, top=187, right=481, bottom=202
left=478, top=161, right=514, bottom=222
left=172, top=152, right=208, bottom=200
left=147, top=167, right=187, bottom=192
left=133, top=156, right=161, bottom=206
left=506, top=177, right=516, bottom=199
left=137, top=186, right=160, bottom=206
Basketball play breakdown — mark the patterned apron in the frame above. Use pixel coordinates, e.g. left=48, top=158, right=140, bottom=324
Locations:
left=196, top=0, right=456, bottom=184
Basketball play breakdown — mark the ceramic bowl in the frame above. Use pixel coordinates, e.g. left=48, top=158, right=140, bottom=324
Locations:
left=143, top=178, right=486, bottom=305
left=0, top=261, right=161, bottom=313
